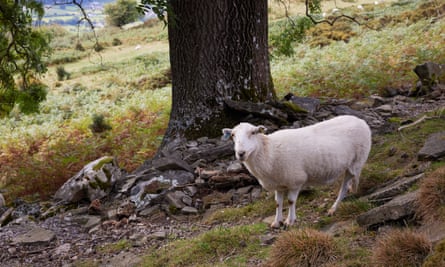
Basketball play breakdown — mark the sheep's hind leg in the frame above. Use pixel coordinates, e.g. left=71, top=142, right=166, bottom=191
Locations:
left=328, top=173, right=353, bottom=216
left=284, top=189, right=300, bottom=227
left=271, top=191, right=284, bottom=228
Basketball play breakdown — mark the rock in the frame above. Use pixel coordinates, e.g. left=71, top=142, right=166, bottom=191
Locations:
left=224, top=99, right=288, bottom=123
left=284, top=94, right=320, bottom=116
left=184, top=142, right=234, bottom=163
left=88, top=199, right=102, bottom=215
left=12, top=227, right=56, bottom=245
left=101, top=251, right=142, bottom=267
left=363, top=173, right=424, bottom=205
left=227, top=162, right=244, bottom=173
left=149, top=231, right=167, bottom=240
left=181, top=206, right=199, bottom=215
left=152, top=156, right=193, bottom=173
left=54, top=156, right=123, bottom=203
left=413, top=62, right=445, bottom=94
left=260, top=234, right=276, bottom=245
left=11, top=201, right=41, bottom=219
left=357, top=190, right=418, bottom=228
left=138, top=205, right=161, bottom=217
left=166, top=191, right=187, bottom=209
left=184, top=186, right=198, bottom=197
left=55, top=243, right=71, bottom=255
left=418, top=131, right=445, bottom=160
left=375, top=104, right=393, bottom=116
left=117, top=201, right=136, bottom=218
left=0, top=207, right=14, bottom=226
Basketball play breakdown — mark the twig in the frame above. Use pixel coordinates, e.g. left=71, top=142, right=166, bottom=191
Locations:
left=398, top=115, right=428, bottom=132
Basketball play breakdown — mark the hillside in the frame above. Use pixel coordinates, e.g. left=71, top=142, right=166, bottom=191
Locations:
left=0, top=0, right=445, bottom=266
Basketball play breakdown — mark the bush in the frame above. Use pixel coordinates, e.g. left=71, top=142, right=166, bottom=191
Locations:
left=56, top=66, right=70, bottom=81
left=267, top=228, right=338, bottom=267
left=112, top=38, right=122, bottom=46
left=89, top=114, right=112, bottom=134
left=75, top=42, right=85, bottom=51
left=372, top=229, right=432, bottom=267
left=104, top=0, right=140, bottom=27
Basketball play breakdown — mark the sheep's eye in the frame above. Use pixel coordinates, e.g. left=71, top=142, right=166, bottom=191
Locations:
left=231, top=133, right=235, bottom=139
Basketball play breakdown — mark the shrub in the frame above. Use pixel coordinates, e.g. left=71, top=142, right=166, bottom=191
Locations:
left=56, top=66, right=70, bottom=81
left=371, top=229, right=432, bottom=267
left=75, top=42, right=85, bottom=51
left=417, top=166, right=445, bottom=221
left=267, top=228, right=338, bottom=267
left=112, top=38, right=122, bottom=46
left=89, top=114, right=112, bottom=134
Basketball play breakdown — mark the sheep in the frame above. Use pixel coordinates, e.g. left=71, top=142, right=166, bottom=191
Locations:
left=222, top=115, right=371, bottom=228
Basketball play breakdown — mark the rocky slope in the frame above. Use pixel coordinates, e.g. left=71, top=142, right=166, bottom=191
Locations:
left=0, top=62, right=445, bottom=266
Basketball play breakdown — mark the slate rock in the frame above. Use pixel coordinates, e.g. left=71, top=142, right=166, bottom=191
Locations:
left=418, top=131, right=445, bottom=160
left=12, top=227, right=56, bottom=245
left=414, top=62, right=445, bottom=88
left=54, top=156, right=123, bottom=203
left=152, top=156, right=193, bottom=173
left=364, top=173, right=424, bottom=205
left=166, top=191, right=187, bottom=209
left=357, top=190, right=418, bottom=228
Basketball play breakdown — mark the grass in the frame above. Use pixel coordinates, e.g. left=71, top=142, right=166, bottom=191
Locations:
left=267, top=228, right=339, bottom=267
left=371, top=228, right=432, bottom=267
left=140, top=223, right=269, bottom=267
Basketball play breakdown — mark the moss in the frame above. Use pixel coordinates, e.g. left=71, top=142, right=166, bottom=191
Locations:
left=92, top=156, right=114, bottom=171
left=423, top=239, right=445, bottom=267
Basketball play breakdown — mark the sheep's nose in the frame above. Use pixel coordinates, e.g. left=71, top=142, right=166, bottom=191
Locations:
left=237, top=151, right=246, bottom=160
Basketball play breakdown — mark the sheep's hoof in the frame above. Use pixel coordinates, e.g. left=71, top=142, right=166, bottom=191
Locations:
left=327, top=208, right=336, bottom=216
left=270, top=221, right=283, bottom=229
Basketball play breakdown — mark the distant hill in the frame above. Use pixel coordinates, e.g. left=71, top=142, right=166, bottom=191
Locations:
left=40, top=0, right=116, bottom=27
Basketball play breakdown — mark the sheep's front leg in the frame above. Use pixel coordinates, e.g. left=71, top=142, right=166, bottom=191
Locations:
left=285, top=189, right=300, bottom=227
left=271, top=190, right=284, bottom=228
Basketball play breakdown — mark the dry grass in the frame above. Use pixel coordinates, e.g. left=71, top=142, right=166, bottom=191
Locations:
left=417, top=166, right=445, bottom=221
left=266, top=228, right=338, bottom=267
left=371, top=228, right=432, bottom=267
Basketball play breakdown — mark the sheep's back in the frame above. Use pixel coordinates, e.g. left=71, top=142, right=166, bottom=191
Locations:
left=262, top=115, right=371, bottom=188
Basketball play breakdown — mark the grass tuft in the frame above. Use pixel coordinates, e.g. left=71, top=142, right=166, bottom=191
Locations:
left=417, top=166, right=445, bottom=221
left=371, top=228, right=432, bottom=267
left=267, top=228, right=339, bottom=267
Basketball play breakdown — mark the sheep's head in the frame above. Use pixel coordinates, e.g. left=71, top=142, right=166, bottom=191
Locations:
left=222, top=123, right=267, bottom=162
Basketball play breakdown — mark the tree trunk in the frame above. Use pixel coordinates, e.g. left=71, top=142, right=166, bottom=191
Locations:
left=163, top=0, right=275, bottom=144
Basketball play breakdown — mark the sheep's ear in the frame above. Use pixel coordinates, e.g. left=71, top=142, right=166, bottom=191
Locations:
left=256, top=125, right=267, bottom=134
left=222, top=128, right=232, bottom=141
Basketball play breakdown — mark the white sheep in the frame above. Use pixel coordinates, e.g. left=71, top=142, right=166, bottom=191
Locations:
left=222, top=115, right=371, bottom=228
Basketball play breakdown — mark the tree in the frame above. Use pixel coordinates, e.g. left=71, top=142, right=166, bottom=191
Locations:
left=104, top=0, right=141, bottom=27
left=0, top=0, right=50, bottom=117
left=160, top=0, right=276, bottom=143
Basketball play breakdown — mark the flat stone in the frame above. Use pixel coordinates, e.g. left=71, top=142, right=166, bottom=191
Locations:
left=12, top=227, right=56, bottom=245
left=181, top=206, right=199, bottom=215
left=363, top=173, right=424, bottom=205
left=166, top=191, right=187, bottom=209
left=152, top=157, right=193, bottom=173
left=100, top=251, right=142, bottom=267
left=418, top=131, right=445, bottom=160
left=149, top=231, right=167, bottom=240
left=357, top=190, right=418, bottom=228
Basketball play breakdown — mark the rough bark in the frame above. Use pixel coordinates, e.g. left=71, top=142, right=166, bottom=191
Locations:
left=163, top=0, right=275, bottom=144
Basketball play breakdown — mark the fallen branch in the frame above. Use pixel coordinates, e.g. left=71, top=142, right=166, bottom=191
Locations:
left=398, top=115, right=428, bottom=132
